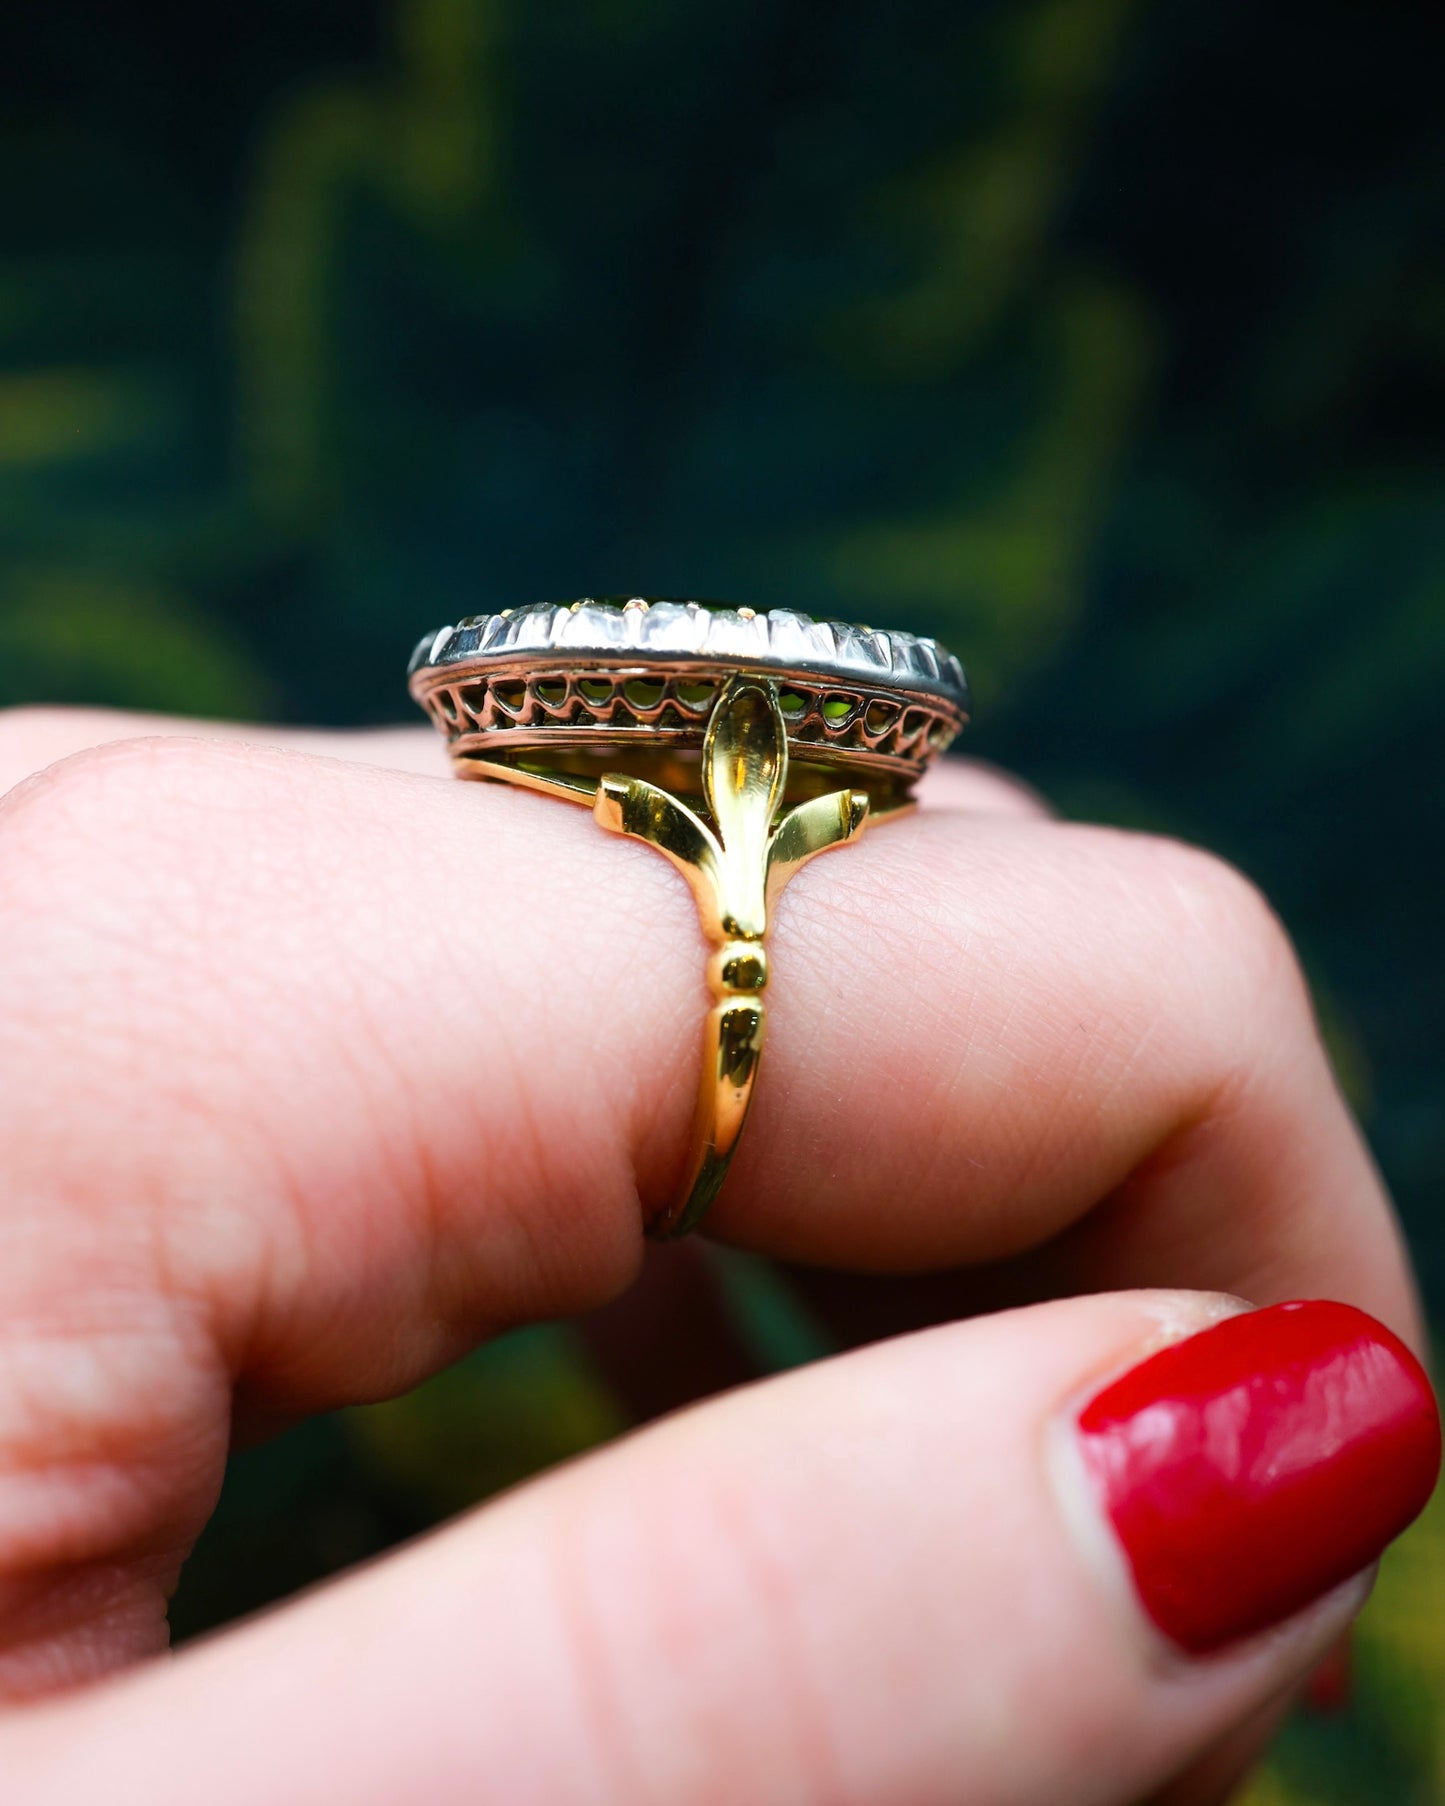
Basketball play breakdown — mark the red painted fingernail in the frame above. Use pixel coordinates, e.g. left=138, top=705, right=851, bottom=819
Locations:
left=1077, top=1301, right=1441, bottom=1654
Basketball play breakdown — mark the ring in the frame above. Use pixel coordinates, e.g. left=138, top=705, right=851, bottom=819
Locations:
left=408, top=597, right=969, bottom=1238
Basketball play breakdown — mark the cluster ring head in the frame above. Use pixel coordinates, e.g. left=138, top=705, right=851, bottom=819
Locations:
left=408, top=597, right=970, bottom=787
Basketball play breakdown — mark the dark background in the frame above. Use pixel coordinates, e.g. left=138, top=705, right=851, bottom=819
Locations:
left=1, top=3, right=1442, bottom=1798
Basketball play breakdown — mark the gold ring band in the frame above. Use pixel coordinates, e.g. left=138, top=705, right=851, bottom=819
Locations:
left=409, top=597, right=969, bottom=1237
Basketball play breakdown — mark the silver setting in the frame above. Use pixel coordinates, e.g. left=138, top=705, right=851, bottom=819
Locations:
left=409, top=598, right=969, bottom=712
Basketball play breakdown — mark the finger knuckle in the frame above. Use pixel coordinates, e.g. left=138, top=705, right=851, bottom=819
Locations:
left=1150, top=837, right=1295, bottom=968
left=4, top=729, right=185, bottom=837
left=0, top=735, right=283, bottom=1179
left=0, top=734, right=272, bottom=909
left=1138, top=835, right=1315, bottom=1041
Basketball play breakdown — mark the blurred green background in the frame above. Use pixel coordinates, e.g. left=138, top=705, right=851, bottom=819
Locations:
left=2, top=0, right=1442, bottom=1797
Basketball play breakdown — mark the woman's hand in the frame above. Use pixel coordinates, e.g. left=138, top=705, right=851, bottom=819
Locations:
left=0, top=707, right=1434, bottom=1806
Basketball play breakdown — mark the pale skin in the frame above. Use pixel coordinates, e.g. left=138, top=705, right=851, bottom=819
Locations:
left=0, top=706, right=1425, bottom=1805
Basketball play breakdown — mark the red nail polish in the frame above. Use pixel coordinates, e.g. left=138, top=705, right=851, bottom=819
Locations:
left=1077, top=1301, right=1441, bottom=1654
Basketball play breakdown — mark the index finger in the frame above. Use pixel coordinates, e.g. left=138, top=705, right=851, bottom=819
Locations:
left=0, top=731, right=1417, bottom=1689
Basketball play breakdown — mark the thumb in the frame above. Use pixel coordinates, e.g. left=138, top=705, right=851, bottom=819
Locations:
left=2, top=1292, right=1437, bottom=1806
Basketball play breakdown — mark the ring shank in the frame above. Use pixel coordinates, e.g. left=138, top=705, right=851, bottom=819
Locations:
left=666, top=997, right=767, bottom=1240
